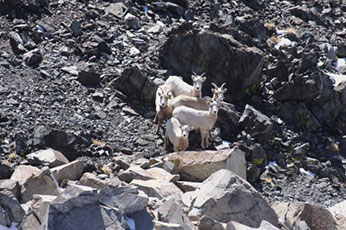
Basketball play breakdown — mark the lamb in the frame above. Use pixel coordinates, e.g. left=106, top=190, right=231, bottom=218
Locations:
left=172, top=98, right=222, bottom=148
left=154, top=84, right=173, bottom=134
left=165, top=72, right=206, bottom=98
left=211, top=83, right=227, bottom=100
left=165, top=117, right=192, bottom=152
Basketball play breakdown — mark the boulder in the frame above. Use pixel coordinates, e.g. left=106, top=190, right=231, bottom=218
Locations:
left=20, top=167, right=61, bottom=203
left=0, top=179, right=20, bottom=200
left=328, top=201, right=346, bottom=230
left=130, top=179, right=182, bottom=201
left=0, top=206, right=11, bottom=228
left=98, top=186, right=148, bottom=215
left=79, top=172, right=109, bottom=190
left=167, top=148, right=246, bottom=182
left=10, top=165, right=40, bottom=184
left=198, top=215, right=226, bottom=230
left=158, top=198, right=195, bottom=230
left=0, top=190, right=25, bottom=223
left=50, top=160, right=85, bottom=184
left=26, top=148, right=69, bottom=168
left=0, top=162, right=13, bottom=179
left=118, top=165, right=154, bottom=183
left=146, top=167, right=180, bottom=183
left=271, top=201, right=337, bottom=230
left=78, top=70, right=101, bottom=86
left=239, top=104, right=273, bottom=142
left=45, top=185, right=128, bottom=230
left=159, top=25, right=264, bottom=101
left=188, top=169, right=278, bottom=227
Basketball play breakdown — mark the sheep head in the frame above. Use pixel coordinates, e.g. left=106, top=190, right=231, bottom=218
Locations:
left=191, top=72, right=207, bottom=92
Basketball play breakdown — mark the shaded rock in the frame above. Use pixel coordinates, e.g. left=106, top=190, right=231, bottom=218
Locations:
left=0, top=190, right=25, bottom=223
left=51, top=160, right=85, bottom=184
left=45, top=185, right=128, bottom=230
left=154, top=220, right=183, bottom=230
left=118, top=165, right=154, bottom=183
left=328, top=201, right=346, bottom=230
left=79, top=172, right=109, bottom=190
left=160, top=26, right=264, bottom=101
left=78, top=70, right=101, bottom=86
left=226, top=220, right=280, bottom=230
left=146, top=167, right=180, bottom=183
left=31, top=194, right=57, bottom=224
left=239, top=104, right=273, bottom=142
left=8, top=31, right=25, bottom=54
left=115, top=67, right=157, bottom=103
left=130, top=179, right=182, bottom=201
left=98, top=186, right=148, bottom=214
left=18, top=213, right=41, bottom=230
left=175, top=180, right=201, bottom=192
left=198, top=215, right=225, bottom=230
left=23, top=49, right=42, bottom=66
left=124, top=13, right=141, bottom=30
left=271, top=201, right=337, bottom=230
left=26, top=148, right=69, bottom=168
left=0, top=206, right=11, bottom=228
left=0, top=179, right=20, bottom=200
left=336, top=43, right=346, bottom=58
left=167, top=148, right=246, bottom=182
left=10, top=165, right=40, bottom=184
left=0, top=163, right=13, bottom=179
left=188, top=169, right=278, bottom=227
left=70, top=20, right=82, bottom=37
left=21, top=167, right=60, bottom=203
left=158, top=197, right=194, bottom=230
left=127, top=210, right=154, bottom=230
left=278, top=101, right=321, bottom=131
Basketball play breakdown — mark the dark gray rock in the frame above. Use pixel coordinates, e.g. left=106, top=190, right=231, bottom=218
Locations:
left=336, top=43, right=346, bottom=58
left=127, top=210, right=155, bottom=230
left=78, top=70, right=101, bottom=86
left=158, top=198, right=194, bottom=230
left=98, top=186, right=148, bottom=215
left=0, top=206, right=11, bottom=227
left=239, top=104, right=273, bottom=142
left=0, top=163, right=13, bottom=180
left=160, top=26, right=264, bottom=101
left=23, top=49, right=43, bottom=66
left=0, top=190, right=25, bottom=223
left=45, top=185, right=127, bottom=230
left=70, top=20, right=82, bottom=37
left=198, top=215, right=225, bottom=230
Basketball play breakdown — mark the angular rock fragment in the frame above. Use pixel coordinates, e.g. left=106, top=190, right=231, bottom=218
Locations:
left=51, top=160, right=85, bottom=184
left=26, top=148, right=69, bottom=168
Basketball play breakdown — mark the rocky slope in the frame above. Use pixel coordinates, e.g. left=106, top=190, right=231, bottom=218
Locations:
left=0, top=0, right=345, bottom=229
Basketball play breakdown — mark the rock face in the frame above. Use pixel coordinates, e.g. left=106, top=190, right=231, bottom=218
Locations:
left=188, top=169, right=278, bottom=227
left=167, top=148, right=247, bottom=181
left=271, top=201, right=337, bottom=230
left=160, top=26, right=264, bottom=101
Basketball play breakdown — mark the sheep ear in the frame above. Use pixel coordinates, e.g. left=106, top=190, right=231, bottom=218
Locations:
left=191, top=75, right=196, bottom=81
left=222, top=88, right=227, bottom=93
left=188, top=126, right=192, bottom=132
left=201, top=76, right=207, bottom=82
left=211, top=88, right=216, bottom=93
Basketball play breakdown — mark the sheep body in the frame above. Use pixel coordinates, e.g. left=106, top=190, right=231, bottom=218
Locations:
left=165, top=117, right=192, bottom=152
left=172, top=99, right=221, bottom=148
left=165, top=73, right=206, bottom=98
left=154, top=84, right=173, bottom=133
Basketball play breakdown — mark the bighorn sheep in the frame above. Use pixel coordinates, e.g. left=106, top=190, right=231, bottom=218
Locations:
left=165, top=117, right=192, bottom=152
left=154, top=84, right=173, bottom=134
left=211, top=83, right=227, bottom=100
left=165, top=72, right=206, bottom=98
left=172, top=98, right=222, bottom=148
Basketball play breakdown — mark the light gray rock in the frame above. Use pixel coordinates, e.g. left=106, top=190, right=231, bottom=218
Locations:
left=271, top=201, right=337, bottom=230
left=21, top=167, right=61, bottom=203
left=146, top=167, right=180, bottom=183
left=79, top=172, right=109, bottom=189
left=158, top=198, right=195, bottom=230
left=154, top=220, right=183, bottom=230
left=50, top=160, right=85, bottom=184
left=98, top=186, right=148, bottom=214
left=105, top=3, right=127, bottom=18
left=26, top=148, right=69, bottom=168
left=130, top=179, right=182, bottom=201
left=189, top=169, right=278, bottom=228
left=44, top=185, right=127, bottom=230
left=328, top=200, right=346, bottom=230
left=0, top=190, right=25, bottom=223
left=0, top=179, right=20, bottom=200
left=167, top=148, right=246, bottom=182
left=198, top=215, right=226, bottom=230
left=118, top=165, right=154, bottom=183
left=10, top=165, right=40, bottom=184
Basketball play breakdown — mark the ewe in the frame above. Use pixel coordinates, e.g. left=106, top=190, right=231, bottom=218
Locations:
left=154, top=84, right=173, bottom=133
left=172, top=98, right=222, bottom=148
left=165, top=72, right=206, bottom=98
left=165, top=117, right=192, bottom=152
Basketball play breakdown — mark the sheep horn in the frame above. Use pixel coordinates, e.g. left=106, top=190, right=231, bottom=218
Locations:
left=200, top=72, right=206, bottom=77
left=211, top=83, right=218, bottom=89
left=192, top=71, right=197, bottom=76
left=220, top=83, right=226, bottom=89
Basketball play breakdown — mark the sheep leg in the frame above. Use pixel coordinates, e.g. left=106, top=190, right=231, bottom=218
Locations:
left=153, top=114, right=158, bottom=123
left=164, top=133, right=169, bottom=149
left=200, top=130, right=206, bottom=149
left=156, top=119, right=161, bottom=134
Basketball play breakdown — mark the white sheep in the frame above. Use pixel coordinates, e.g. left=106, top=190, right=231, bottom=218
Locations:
left=165, top=72, right=206, bottom=98
left=165, top=117, right=192, bottom=152
left=154, top=84, right=173, bottom=134
left=211, top=83, right=227, bottom=100
left=172, top=98, right=222, bottom=148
